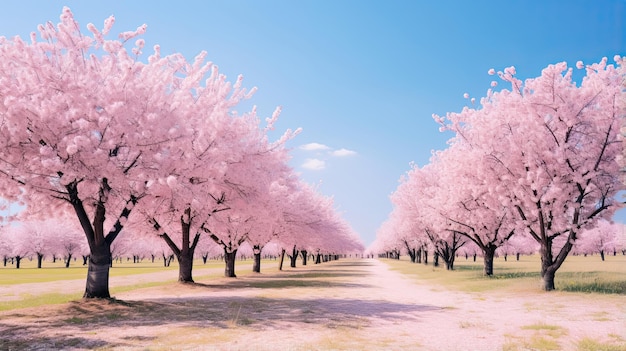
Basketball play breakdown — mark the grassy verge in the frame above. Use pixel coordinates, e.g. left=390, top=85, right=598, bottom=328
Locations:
left=383, top=254, right=626, bottom=294
left=0, top=259, right=234, bottom=285
left=0, top=258, right=272, bottom=311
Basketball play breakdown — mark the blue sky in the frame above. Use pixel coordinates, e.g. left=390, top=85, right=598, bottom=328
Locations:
left=0, top=1, right=624, bottom=246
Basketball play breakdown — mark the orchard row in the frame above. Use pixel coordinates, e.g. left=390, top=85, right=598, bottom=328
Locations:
left=371, top=58, right=625, bottom=291
left=0, top=8, right=362, bottom=298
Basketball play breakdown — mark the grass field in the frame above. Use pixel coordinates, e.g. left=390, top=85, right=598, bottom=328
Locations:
left=383, top=253, right=626, bottom=295
left=0, top=257, right=272, bottom=311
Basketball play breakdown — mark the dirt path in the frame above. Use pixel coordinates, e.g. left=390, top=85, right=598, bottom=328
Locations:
left=0, top=259, right=624, bottom=350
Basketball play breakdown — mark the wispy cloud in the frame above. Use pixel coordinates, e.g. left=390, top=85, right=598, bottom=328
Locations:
left=330, top=148, right=357, bottom=157
left=300, top=142, right=330, bottom=151
left=298, top=143, right=357, bottom=171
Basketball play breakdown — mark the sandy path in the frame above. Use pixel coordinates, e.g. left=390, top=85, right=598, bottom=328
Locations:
left=0, top=259, right=624, bottom=350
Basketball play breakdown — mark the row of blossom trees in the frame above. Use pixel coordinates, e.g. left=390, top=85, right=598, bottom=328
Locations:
left=0, top=8, right=362, bottom=298
left=372, top=57, right=625, bottom=291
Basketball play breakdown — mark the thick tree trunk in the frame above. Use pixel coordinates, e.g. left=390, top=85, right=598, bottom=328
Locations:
left=178, top=253, right=194, bottom=282
left=600, top=250, right=605, bottom=261
left=301, top=250, right=308, bottom=266
left=433, top=253, right=439, bottom=267
left=15, top=256, right=22, bottom=269
left=224, top=250, right=238, bottom=277
left=84, top=244, right=112, bottom=298
left=253, top=252, right=261, bottom=273
left=315, top=252, right=321, bottom=264
left=37, top=253, right=44, bottom=269
left=252, top=245, right=262, bottom=273
left=541, top=267, right=556, bottom=291
left=289, top=246, right=298, bottom=268
left=65, top=254, right=72, bottom=268
left=482, top=244, right=497, bottom=276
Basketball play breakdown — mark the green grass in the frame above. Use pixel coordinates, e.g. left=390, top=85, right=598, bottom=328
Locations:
left=0, top=258, right=267, bottom=312
left=383, top=254, right=626, bottom=294
left=577, top=337, right=626, bottom=351
left=0, top=292, right=83, bottom=311
left=0, top=258, right=229, bottom=285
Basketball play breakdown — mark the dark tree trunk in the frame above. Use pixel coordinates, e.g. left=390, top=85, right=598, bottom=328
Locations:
left=315, top=252, right=321, bottom=264
left=539, top=233, right=574, bottom=291
left=202, top=254, right=208, bottom=264
left=516, top=252, right=520, bottom=261
left=423, top=250, right=428, bottom=265
left=600, top=250, right=605, bottom=261
left=301, top=250, right=308, bottom=266
left=37, top=253, right=44, bottom=269
left=156, top=208, right=201, bottom=283
left=253, top=252, right=261, bottom=272
left=15, top=256, right=22, bottom=269
left=66, top=179, right=136, bottom=299
left=82, top=255, right=89, bottom=265
left=541, top=266, right=556, bottom=291
left=84, top=243, right=112, bottom=298
left=177, top=252, right=194, bottom=282
left=279, top=249, right=286, bottom=271
left=65, top=253, right=72, bottom=268
left=252, top=245, right=262, bottom=273
left=289, top=246, right=299, bottom=268
left=433, top=253, right=439, bottom=267
left=482, top=244, right=497, bottom=276
left=224, top=250, right=237, bottom=277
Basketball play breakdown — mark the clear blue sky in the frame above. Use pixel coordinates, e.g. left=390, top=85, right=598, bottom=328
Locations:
left=0, top=1, right=624, bottom=246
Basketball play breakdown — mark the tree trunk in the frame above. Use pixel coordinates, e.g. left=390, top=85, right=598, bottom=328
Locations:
left=252, top=245, right=262, bottom=273
left=224, top=250, right=238, bottom=277
left=37, top=253, right=44, bottom=269
left=67, top=179, right=136, bottom=299
left=482, top=244, right=497, bottom=276
left=541, top=267, right=556, bottom=291
left=65, top=253, right=72, bottom=268
left=301, top=250, right=308, bottom=266
left=84, top=244, right=112, bottom=298
left=433, top=253, right=439, bottom=267
left=600, top=250, right=605, bottom=261
left=289, top=246, right=299, bottom=268
left=279, top=249, right=286, bottom=271
left=253, top=252, right=261, bottom=273
left=15, top=256, right=21, bottom=269
left=315, top=252, right=321, bottom=264
left=178, top=252, right=194, bottom=282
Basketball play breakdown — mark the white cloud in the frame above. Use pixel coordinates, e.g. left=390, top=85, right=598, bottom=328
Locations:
left=330, top=148, right=357, bottom=157
left=301, top=158, right=326, bottom=170
left=300, top=142, right=330, bottom=151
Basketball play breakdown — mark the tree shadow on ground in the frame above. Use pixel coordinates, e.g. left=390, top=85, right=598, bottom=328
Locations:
left=0, top=293, right=442, bottom=350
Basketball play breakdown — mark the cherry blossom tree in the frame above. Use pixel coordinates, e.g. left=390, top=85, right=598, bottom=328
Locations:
left=575, top=219, right=622, bottom=260
left=3, top=225, right=31, bottom=268
left=16, top=221, right=52, bottom=268
left=436, top=57, right=625, bottom=290
left=197, top=116, right=298, bottom=278
left=0, top=8, right=191, bottom=297
left=428, top=142, right=517, bottom=275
